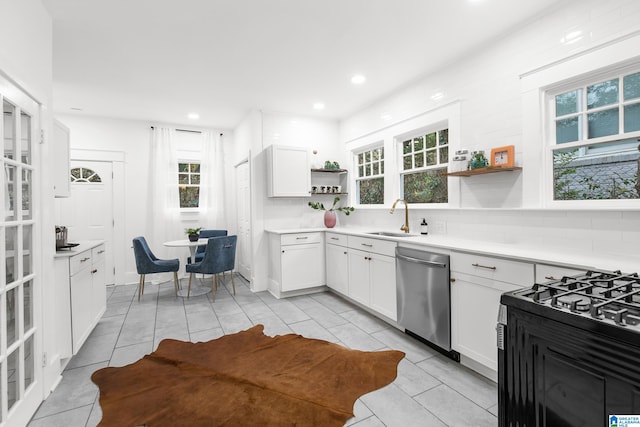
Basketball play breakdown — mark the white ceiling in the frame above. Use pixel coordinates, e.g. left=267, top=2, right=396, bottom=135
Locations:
left=41, top=0, right=566, bottom=130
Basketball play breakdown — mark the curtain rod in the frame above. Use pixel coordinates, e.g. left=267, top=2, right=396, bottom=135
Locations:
left=150, top=126, right=223, bottom=136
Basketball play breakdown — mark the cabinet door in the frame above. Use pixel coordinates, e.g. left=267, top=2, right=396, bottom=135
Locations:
left=91, top=257, right=106, bottom=321
left=369, top=253, right=397, bottom=321
left=70, top=266, right=93, bottom=354
left=326, top=244, right=348, bottom=295
left=267, top=145, right=310, bottom=197
left=451, top=276, right=519, bottom=371
left=281, top=243, right=323, bottom=291
left=348, top=248, right=370, bottom=306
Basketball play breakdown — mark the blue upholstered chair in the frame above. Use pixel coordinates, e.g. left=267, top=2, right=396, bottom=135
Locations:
left=132, top=236, right=180, bottom=300
left=187, top=229, right=228, bottom=264
left=185, top=235, right=237, bottom=299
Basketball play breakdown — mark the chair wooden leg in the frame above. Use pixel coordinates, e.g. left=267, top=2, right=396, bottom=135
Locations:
left=211, top=275, right=217, bottom=302
left=187, top=273, right=193, bottom=298
left=138, top=274, right=145, bottom=301
left=173, top=272, right=180, bottom=297
left=230, top=271, right=236, bottom=295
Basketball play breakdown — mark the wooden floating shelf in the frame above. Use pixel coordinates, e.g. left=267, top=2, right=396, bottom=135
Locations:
left=443, top=166, right=523, bottom=177
left=311, top=168, right=347, bottom=173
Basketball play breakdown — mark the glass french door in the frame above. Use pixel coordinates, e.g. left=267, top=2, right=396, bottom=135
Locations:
left=0, top=75, right=42, bottom=426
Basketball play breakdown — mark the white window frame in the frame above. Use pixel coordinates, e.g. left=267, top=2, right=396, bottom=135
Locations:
left=353, top=143, right=385, bottom=205
left=177, top=155, right=201, bottom=210
left=397, top=124, right=449, bottom=205
left=544, top=63, right=640, bottom=207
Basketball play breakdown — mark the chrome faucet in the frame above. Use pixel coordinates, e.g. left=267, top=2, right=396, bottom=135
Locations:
left=390, top=199, right=410, bottom=233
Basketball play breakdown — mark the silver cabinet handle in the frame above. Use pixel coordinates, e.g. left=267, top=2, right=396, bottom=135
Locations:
left=80, top=257, right=90, bottom=263
left=397, top=253, right=447, bottom=268
left=296, top=236, right=309, bottom=240
left=330, top=237, right=339, bottom=240
left=361, top=243, right=373, bottom=247
left=98, top=250, right=105, bottom=254
left=472, top=263, right=496, bottom=270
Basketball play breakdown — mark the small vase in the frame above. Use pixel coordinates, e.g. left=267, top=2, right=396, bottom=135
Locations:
left=188, top=233, right=199, bottom=242
left=324, top=210, right=337, bottom=228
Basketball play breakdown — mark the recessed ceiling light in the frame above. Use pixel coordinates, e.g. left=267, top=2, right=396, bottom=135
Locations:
left=351, top=75, right=366, bottom=85
left=430, top=92, right=444, bottom=101
left=188, top=113, right=199, bottom=120
left=313, top=102, right=325, bottom=110
left=380, top=113, right=392, bottom=121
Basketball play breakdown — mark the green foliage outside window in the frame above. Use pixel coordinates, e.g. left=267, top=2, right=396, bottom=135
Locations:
left=403, top=169, right=448, bottom=204
left=178, top=162, right=200, bottom=208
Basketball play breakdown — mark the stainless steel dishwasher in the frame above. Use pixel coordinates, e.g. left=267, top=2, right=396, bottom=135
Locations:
left=396, top=246, right=454, bottom=355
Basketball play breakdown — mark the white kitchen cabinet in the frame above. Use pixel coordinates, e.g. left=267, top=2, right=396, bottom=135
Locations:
left=268, top=232, right=325, bottom=297
left=53, top=119, right=70, bottom=198
left=265, top=145, right=310, bottom=197
left=55, top=242, right=107, bottom=356
left=450, top=251, right=533, bottom=377
left=347, top=235, right=397, bottom=321
left=325, top=232, right=348, bottom=295
left=535, top=263, right=584, bottom=283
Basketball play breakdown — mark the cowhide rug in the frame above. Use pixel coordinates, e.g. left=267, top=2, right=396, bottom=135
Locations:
left=91, top=324, right=404, bottom=426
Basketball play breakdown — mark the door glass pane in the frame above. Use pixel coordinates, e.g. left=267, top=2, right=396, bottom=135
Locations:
left=5, top=164, right=17, bottom=221
left=22, top=168, right=31, bottom=219
left=25, top=335, right=34, bottom=389
left=7, top=348, right=19, bottom=411
left=556, top=116, right=580, bottom=144
left=624, top=103, right=640, bottom=133
left=4, top=99, right=16, bottom=160
left=587, top=79, right=619, bottom=109
left=556, top=90, right=581, bottom=116
left=6, top=226, right=18, bottom=284
left=588, top=108, right=619, bottom=138
left=23, top=225, right=32, bottom=276
left=24, top=280, right=33, bottom=331
left=20, top=111, right=31, bottom=165
left=624, top=72, right=640, bottom=101
left=7, top=286, right=18, bottom=347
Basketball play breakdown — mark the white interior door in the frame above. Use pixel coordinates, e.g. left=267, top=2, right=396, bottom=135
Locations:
left=235, top=160, right=252, bottom=281
left=0, top=75, right=43, bottom=427
left=58, top=160, right=115, bottom=285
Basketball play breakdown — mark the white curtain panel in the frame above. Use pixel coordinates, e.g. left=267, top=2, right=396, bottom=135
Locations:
left=147, top=127, right=182, bottom=271
left=198, top=131, right=227, bottom=229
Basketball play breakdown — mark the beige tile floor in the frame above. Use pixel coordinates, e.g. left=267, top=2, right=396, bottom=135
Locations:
left=28, top=275, right=498, bottom=427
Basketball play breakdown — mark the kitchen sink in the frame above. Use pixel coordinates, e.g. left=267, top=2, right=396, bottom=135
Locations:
left=366, top=231, right=417, bottom=238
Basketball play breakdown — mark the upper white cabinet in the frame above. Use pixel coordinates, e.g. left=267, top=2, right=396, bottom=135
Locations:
left=53, top=119, right=70, bottom=198
left=265, top=145, right=310, bottom=197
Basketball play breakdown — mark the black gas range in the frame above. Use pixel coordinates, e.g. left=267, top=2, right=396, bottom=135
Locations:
left=498, top=270, right=640, bottom=427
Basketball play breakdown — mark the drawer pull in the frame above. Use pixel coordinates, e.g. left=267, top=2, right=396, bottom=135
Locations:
left=91, top=269, right=98, bottom=274
left=361, top=243, right=373, bottom=247
left=330, top=237, right=339, bottom=240
left=545, top=276, right=557, bottom=280
left=80, top=257, right=90, bottom=263
left=450, top=278, right=456, bottom=283
left=296, top=236, right=309, bottom=240
left=98, top=250, right=105, bottom=254
left=472, top=263, right=496, bottom=271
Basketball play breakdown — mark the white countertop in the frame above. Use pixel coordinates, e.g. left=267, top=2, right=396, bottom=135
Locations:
left=54, top=240, right=105, bottom=259
left=265, top=227, right=640, bottom=273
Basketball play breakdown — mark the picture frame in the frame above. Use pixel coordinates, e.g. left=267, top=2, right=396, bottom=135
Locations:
left=490, top=145, right=515, bottom=168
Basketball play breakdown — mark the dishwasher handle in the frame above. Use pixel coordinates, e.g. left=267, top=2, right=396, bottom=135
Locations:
left=396, top=253, right=447, bottom=268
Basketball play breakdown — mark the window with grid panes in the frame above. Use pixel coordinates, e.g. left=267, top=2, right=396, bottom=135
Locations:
left=551, top=68, right=640, bottom=201
left=355, top=146, right=384, bottom=204
left=400, top=128, right=448, bottom=203
left=178, top=161, right=201, bottom=208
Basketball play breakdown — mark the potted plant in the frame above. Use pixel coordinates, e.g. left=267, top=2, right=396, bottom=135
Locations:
left=308, top=196, right=354, bottom=228
left=185, top=227, right=202, bottom=242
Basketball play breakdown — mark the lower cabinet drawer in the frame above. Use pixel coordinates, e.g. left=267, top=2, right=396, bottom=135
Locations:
left=451, top=251, right=533, bottom=287
left=69, top=250, right=92, bottom=276
left=281, top=232, right=322, bottom=245
left=347, top=235, right=396, bottom=257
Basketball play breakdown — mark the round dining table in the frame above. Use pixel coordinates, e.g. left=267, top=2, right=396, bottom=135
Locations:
left=163, top=238, right=211, bottom=297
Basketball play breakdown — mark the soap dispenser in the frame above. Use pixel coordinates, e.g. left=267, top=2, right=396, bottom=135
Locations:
left=420, top=218, right=428, bottom=235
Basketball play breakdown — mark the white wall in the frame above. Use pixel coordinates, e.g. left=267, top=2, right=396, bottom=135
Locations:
left=336, top=0, right=640, bottom=264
